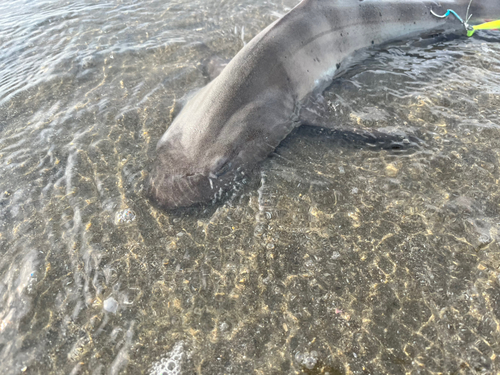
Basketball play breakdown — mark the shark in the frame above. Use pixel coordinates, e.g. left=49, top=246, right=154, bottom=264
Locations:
left=148, top=0, right=499, bottom=209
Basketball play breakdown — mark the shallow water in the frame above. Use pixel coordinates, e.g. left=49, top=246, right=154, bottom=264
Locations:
left=1, top=0, right=500, bottom=374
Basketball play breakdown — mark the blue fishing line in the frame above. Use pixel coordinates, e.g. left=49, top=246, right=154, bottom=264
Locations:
left=430, top=8, right=465, bottom=24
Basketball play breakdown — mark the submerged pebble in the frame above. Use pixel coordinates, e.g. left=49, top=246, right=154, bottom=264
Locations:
left=478, top=233, right=491, bottom=246
left=103, top=297, right=118, bottom=314
left=295, top=350, right=319, bottom=370
left=331, top=251, right=341, bottom=260
left=385, top=163, right=399, bottom=177
left=114, top=209, right=136, bottom=225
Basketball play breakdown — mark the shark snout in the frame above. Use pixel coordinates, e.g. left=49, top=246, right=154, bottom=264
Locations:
left=148, top=138, right=241, bottom=209
left=148, top=170, right=215, bottom=209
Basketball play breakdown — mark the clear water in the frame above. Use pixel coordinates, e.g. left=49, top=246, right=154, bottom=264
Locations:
left=1, top=0, right=500, bottom=373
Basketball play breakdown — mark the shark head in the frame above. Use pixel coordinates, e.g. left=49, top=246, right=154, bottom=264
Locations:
left=147, top=82, right=294, bottom=209
left=147, top=130, right=243, bottom=210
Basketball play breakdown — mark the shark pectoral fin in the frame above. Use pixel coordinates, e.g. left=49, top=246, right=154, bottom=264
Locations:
left=299, top=94, right=341, bottom=129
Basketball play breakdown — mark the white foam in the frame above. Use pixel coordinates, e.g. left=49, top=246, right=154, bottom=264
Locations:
left=149, top=341, right=184, bottom=375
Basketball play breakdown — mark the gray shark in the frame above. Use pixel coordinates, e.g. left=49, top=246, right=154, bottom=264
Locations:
left=149, top=0, right=499, bottom=209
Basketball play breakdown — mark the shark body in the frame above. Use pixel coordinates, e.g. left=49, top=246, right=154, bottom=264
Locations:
left=149, top=0, right=499, bottom=209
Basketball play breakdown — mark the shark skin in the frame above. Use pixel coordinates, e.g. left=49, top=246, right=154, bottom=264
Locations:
left=148, top=0, right=499, bottom=209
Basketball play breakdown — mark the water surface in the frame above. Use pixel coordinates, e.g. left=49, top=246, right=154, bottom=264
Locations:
left=1, top=0, right=500, bottom=374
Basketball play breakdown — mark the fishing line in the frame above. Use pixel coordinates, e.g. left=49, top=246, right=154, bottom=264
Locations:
left=430, top=0, right=500, bottom=37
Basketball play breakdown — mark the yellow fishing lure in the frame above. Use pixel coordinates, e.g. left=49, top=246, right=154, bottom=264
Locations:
left=467, top=19, right=500, bottom=36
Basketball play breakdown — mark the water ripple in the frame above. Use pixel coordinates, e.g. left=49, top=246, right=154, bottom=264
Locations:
left=0, top=0, right=499, bottom=373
